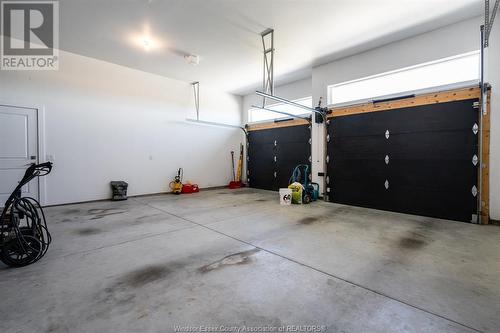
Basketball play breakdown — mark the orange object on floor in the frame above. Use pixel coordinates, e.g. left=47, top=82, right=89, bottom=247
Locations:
left=229, top=181, right=243, bottom=189
left=182, top=183, right=199, bottom=194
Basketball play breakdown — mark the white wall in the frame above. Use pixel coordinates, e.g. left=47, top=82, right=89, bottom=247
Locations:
left=487, top=13, right=500, bottom=220
left=0, top=50, right=243, bottom=205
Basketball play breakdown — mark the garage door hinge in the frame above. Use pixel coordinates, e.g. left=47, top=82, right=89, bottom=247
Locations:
left=385, top=155, right=390, bottom=165
left=274, top=171, right=277, bottom=178
left=472, top=123, right=479, bottom=135
left=385, top=130, right=390, bottom=139
left=309, top=138, right=312, bottom=145
left=326, top=176, right=330, bottom=184
left=274, top=140, right=277, bottom=146
left=326, top=155, right=330, bottom=164
left=471, top=185, right=478, bottom=197
left=473, top=101, right=480, bottom=109
left=327, top=134, right=330, bottom=142
left=472, top=155, right=478, bottom=166
left=274, top=156, right=277, bottom=162
left=384, top=180, right=389, bottom=190
left=308, top=156, right=312, bottom=163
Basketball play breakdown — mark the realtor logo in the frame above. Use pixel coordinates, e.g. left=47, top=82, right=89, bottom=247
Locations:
left=1, top=0, right=59, bottom=70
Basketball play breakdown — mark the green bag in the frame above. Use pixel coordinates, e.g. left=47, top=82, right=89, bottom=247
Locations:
left=288, top=182, right=304, bottom=204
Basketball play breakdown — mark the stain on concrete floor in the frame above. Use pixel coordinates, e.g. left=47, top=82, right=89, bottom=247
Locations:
left=198, top=248, right=260, bottom=273
left=120, top=264, right=175, bottom=288
left=88, top=261, right=188, bottom=321
left=75, top=227, right=103, bottom=236
left=62, top=209, right=80, bottom=215
left=231, top=189, right=261, bottom=195
left=298, top=216, right=321, bottom=225
left=398, top=237, right=427, bottom=249
left=88, top=209, right=126, bottom=220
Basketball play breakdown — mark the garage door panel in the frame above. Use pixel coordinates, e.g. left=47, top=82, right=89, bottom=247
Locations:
left=389, top=160, right=477, bottom=191
left=332, top=112, right=391, bottom=138
left=332, top=99, right=478, bottom=139
left=247, top=142, right=276, bottom=190
left=331, top=179, right=391, bottom=211
left=327, top=97, right=479, bottom=223
left=388, top=187, right=477, bottom=222
left=383, top=99, right=478, bottom=134
left=331, top=136, right=388, bottom=159
left=274, top=124, right=311, bottom=143
left=248, top=124, right=311, bottom=191
left=388, top=131, right=477, bottom=160
left=330, top=159, right=388, bottom=180
left=247, top=128, right=275, bottom=145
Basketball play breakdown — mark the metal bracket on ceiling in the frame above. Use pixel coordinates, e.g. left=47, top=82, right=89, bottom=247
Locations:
left=485, top=0, right=500, bottom=47
left=261, top=28, right=275, bottom=107
left=186, top=83, right=248, bottom=136
left=192, top=82, right=200, bottom=121
left=255, top=91, right=324, bottom=117
left=185, top=118, right=247, bottom=137
left=253, top=29, right=327, bottom=123
left=250, top=104, right=312, bottom=122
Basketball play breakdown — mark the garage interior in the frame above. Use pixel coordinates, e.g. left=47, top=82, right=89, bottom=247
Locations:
left=1, top=1, right=500, bottom=332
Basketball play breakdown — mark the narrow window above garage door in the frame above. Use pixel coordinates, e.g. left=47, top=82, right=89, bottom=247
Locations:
left=328, top=51, right=480, bottom=107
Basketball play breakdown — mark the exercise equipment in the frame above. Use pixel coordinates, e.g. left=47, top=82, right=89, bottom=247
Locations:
left=0, top=162, right=53, bottom=267
left=169, top=168, right=183, bottom=194
left=289, top=164, right=319, bottom=204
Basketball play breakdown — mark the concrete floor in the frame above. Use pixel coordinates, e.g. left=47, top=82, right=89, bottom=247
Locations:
left=1, top=188, right=500, bottom=333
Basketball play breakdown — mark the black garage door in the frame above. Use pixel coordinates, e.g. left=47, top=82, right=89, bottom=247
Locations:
left=248, top=124, right=311, bottom=191
left=326, top=98, right=479, bottom=223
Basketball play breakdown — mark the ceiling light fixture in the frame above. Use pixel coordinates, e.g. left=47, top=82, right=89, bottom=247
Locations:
left=142, top=38, right=152, bottom=51
left=129, top=24, right=164, bottom=52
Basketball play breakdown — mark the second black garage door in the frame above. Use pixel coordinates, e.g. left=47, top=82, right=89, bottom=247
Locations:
left=326, top=96, right=480, bottom=223
left=248, top=121, right=311, bottom=191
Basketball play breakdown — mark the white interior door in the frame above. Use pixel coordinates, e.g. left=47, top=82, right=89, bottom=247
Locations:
left=0, top=105, right=39, bottom=208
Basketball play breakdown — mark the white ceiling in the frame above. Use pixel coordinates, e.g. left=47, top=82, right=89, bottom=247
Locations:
left=60, top=0, right=483, bottom=95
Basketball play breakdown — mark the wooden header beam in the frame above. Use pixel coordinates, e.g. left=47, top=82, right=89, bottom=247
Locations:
left=328, top=87, right=481, bottom=118
left=246, top=118, right=310, bottom=132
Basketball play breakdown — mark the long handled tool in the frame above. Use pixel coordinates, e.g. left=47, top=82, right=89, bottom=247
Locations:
left=236, top=143, right=243, bottom=182
left=231, top=151, right=236, bottom=181
left=229, top=145, right=243, bottom=189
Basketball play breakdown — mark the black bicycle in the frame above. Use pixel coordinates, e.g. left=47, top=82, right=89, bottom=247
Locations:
left=0, top=162, right=53, bottom=267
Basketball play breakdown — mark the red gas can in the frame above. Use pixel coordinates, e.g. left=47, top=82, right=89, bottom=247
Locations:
left=182, top=184, right=199, bottom=194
